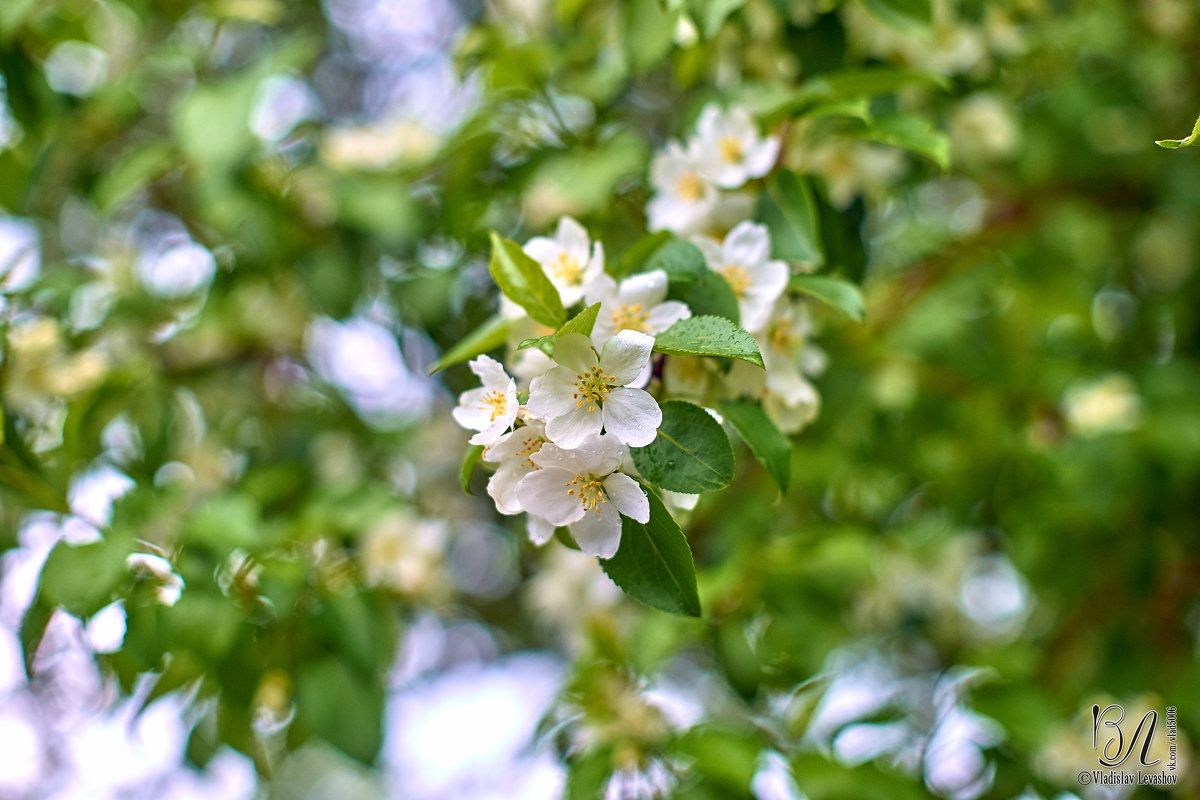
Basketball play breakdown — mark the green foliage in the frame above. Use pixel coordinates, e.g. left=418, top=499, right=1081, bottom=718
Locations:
left=488, top=232, right=567, bottom=328
left=652, top=316, right=764, bottom=367
left=1156, top=113, right=1200, bottom=148
left=518, top=302, right=601, bottom=354
left=630, top=400, right=735, bottom=493
left=600, top=487, right=702, bottom=617
left=719, top=400, right=792, bottom=492
left=789, top=274, right=865, bottom=321
left=427, top=315, right=510, bottom=375
left=758, top=171, right=824, bottom=266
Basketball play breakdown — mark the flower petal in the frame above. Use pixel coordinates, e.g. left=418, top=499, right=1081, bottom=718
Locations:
left=516, top=468, right=586, bottom=526
left=526, top=514, right=556, bottom=546
left=468, top=354, right=511, bottom=391
left=528, top=367, right=582, bottom=420
left=724, top=220, right=770, bottom=266
left=569, top=501, right=622, bottom=558
left=452, top=387, right=490, bottom=431
left=600, top=329, right=655, bottom=386
left=646, top=301, right=691, bottom=334
left=487, top=460, right=530, bottom=514
left=602, top=387, right=661, bottom=447
left=603, top=472, right=649, bottom=523
left=552, top=332, right=598, bottom=374
left=556, top=216, right=590, bottom=261
left=618, top=270, right=668, bottom=307
left=585, top=271, right=618, bottom=307
left=545, top=403, right=603, bottom=449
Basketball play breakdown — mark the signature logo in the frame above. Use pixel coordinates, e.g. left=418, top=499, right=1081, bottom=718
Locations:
left=1092, top=704, right=1160, bottom=768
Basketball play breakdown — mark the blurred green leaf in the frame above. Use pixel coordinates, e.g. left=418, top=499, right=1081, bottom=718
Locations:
left=428, top=314, right=510, bottom=374
left=295, top=658, right=385, bottom=764
left=689, top=0, right=746, bottom=39
left=488, top=232, right=567, bottom=328
left=182, top=494, right=261, bottom=551
left=461, top=444, right=485, bottom=494
left=601, top=487, right=702, bottom=617
left=631, top=400, right=735, bottom=493
left=38, top=533, right=135, bottom=619
left=789, top=274, right=865, bottom=322
left=654, top=316, right=763, bottom=367
left=851, top=114, right=950, bottom=170
left=860, top=0, right=932, bottom=35
left=719, top=399, right=791, bottom=492
left=758, top=171, right=824, bottom=266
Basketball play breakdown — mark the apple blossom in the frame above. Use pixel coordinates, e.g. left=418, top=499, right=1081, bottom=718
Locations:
left=646, top=141, right=718, bottom=235
left=452, top=355, right=519, bottom=445
left=692, top=104, right=780, bottom=189
left=523, top=215, right=604, bottom=306
left=584, top=269, right=691, bottom=350
left=692, top=221, right=788, bottom=333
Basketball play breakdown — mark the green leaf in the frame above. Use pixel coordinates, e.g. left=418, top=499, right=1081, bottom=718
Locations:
left=600, top=487, right=702, bottom=616
left=566, top=746, right=614, bottom=800
left=427, top=314, right=510, bottom=375
left=611, top=231, right=673, bottom=279
left=1156, top=114, right=1200, bottom=149
left=688, top=0, right=746, bottom=38
left=488, top=232, right=567, bottom=329
left=789, top=274, right=865, bottom=322
left=461, top=444, right=485, bottom=494
left=631, top=400, right=735, bottom=493
left=762, top=68, right=948, bottom=124
left=851, top=114, right=950, bottom=170
left=295, top=657, right=384, bottom=764
left=860, top=0, right=932, bottom=35
left=518, top=303, right=602, bottom=353
left=18, top=599, right=53, bottom=675
left=39, top=534, right=136, bottom=619
left=181, top=493, right=260, bottom=551
left=624, top=0, right=680, bottom=73
left=653, top=316, right=764, bottom=367
left=759, top=171, right=824, bottom=266
left=719, top=400, right=792, bottom=492
left=645, top=238, right=709, bottom=283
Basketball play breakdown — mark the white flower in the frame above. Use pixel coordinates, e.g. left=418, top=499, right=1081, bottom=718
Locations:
left=585, top=269, right=691, bottom=351
left=527, top=331, right=662, bottom=448
left=646, top=141, right=718, bottom=235
left=484, top=419, right=549, bottom=515
left=692, top=104, right=780, bottom=189
left=452, top=355, right=519, bottom=445
left=523, top=216, right=604, bottom=306
left=693, top=221, right=788, bottom=333
left=515, top=434, right=649, bottom=558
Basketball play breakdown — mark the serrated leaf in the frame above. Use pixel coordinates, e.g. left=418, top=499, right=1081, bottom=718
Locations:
left=518, top=303, right=601, bottom=353
left=600, top=487, right=702, bottom=616
left=861, top=0, right=932, bottom=35
left=631, top=400, right=735, bottom=493
left=654, top=316, right=763, bottom=367
left=1156, top=113, right=1200, bottom=149
left=488, top=232, right=567, bottom=328
left=851, top=114, right=949, bottom=170
left=790, top=274, right=865, bottom=322
left=460, top=444, right=485, bottom=494
left=759, top=171, right=824, bottom=266
left=427, top=314, right=510, bottom=374
left=719, top=400, right=792, bottom=492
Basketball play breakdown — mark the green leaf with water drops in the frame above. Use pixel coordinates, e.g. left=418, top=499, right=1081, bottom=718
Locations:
left=488, top=231, right=567, bottom=329
left=653, top=316, right=763, bottom=367
left=600, top=485, right=702, bottom=617
left=1156, top=113, right=1200, bottom=149
left=631, top=400, right=735, bottom=493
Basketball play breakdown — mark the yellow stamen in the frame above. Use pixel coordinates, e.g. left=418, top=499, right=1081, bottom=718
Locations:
left=567, top=475, right=608, bottom=512
left=675, top=173, right=704, bottom=203
left=611, top=302, right=650, bottom=333
left=549, top=252, right=584, bottom=284
left=718, top=136, right=744, bottom=163
left=479, top=391, right=508, bottom=421
left=721, top=264, right=751, bottom=299
left=516, top=434, right=544, bottom=469
left=575, top=364, right=616, bottom=413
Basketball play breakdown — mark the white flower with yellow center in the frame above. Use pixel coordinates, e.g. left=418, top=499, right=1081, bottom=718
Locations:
left=527, top=331, right=661, bottom=448
left=523, top=216, right=605, bottom=306
left=647, top=141, right=718, bottom=235
left=585, top=269, right=691, bottom=352
left=693, top=104, right=780, bottom=189
left=692, top=221, right=788, bottom=333
left=484, top=419, right=549, bottom=515
left=451, top=355, right=519, bottom=445
left=516, top=433, right=649, bottom=558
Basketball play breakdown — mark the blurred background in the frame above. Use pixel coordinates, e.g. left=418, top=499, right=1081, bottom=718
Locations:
left=1, top=0, right=1199, bottom=798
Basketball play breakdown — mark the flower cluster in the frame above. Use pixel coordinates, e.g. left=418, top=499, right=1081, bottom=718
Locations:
left=452, top=104, right=828, bottom=561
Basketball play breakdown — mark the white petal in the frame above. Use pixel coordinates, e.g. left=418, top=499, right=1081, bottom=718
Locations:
left=468, top=355, right=511, bottom=391
left=516, top=469, right=586, bottom=526
left=556, top=216, right=590, bottom=261
left=530, top=441, right=588, bottom=472
left=484, top=421, right=545, bottom=463
left=569, top=501, right=622, bottom=559
left=603, top=472, right=649, bottom=523
left=523, top=237, right=561, bottom=266
left=724, top=220, right=770, bottom=266
left=748, top=258, right=789, bottom=299
left=738, top=293, right=777, bottom=334
left=545, top=403, right=603, bottom=449
left=487, top=460, right=530, bottom=514
left=618, top=270, right=668, bottom=307
left=743, top=136, right=780, bottom=179
left=691, top=235, right=723, bottom=271
left=585, top=271, right=618, bottom=307
left=469, top=416, right=512, bottom=446
left=646, top=301, right=691, bottom=334
left=572, top=432, right=626, bottom=475
left=600, top=330, right=655, bottom=386
left=552, top=332, right=598, bottom=373
left=602, top=387, right=661, bottom=447
left=528, top=367, right=582, bottom=420
left=452, top=387, right=491, bottom=431
left=694, top=104, right=723, bottom=143
left=526, top=514, right=556, bottom=546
